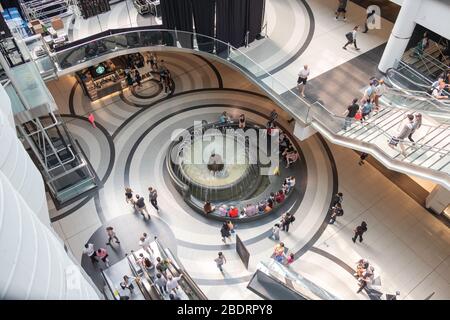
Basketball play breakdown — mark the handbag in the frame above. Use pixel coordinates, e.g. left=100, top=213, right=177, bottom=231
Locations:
left=354, top=112, right=362, bottom=120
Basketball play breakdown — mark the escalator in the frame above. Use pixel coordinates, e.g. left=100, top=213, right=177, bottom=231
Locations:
left=100, top=238, right=207, bottom=300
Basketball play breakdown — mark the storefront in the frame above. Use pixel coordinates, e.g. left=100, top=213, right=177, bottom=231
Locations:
left=76, top=52, right=153, bottom=101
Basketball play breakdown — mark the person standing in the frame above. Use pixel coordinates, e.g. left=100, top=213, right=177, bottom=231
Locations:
left=120, top=275, right=135, bottom=294
left=297, top=65, right=310, bottom=97
left=335, top=0, right=348, bottom=20
left=408, top=113, right=422, bottom=145
left=96, top=247, right=110, bottom=267
left=214, top=252, right=227, bottom=272
left=358, top=152, right=369, bottom=166
left=362, top=10, right=376, bottom=33
left=238, top=114, right=246, bottom=129
left=149, top=53, right=158, bottom=71
left=83, top=243, right=98, bottom=264
left=281, top=212, right=295, bottom=232
left=329, top=203, right=344, bottom=224
left=106, top=226, right=120, bottom=246
left=352, top=221, right=368, bottom=243
left=148, top=187, right=160, bottom=212
left=135, top=194, right=150, bottom=219
left=373, top=79, right=386, bottom=112
left=343, top=26, right=360, bottom=50
left=166, top=274, right=183, bottom=294
left=220, top=222, right=232, bottom=243
left=342, top=98, right=360, bottom=130
left=273, top=242, right=285, bottom=263
left=134, top=69, right=142, bottom=87
left=286, top=253, right=295, bottom=265
left=155, top=273, right=168, bottom=294
left=271, top=223, right=281, bottom=240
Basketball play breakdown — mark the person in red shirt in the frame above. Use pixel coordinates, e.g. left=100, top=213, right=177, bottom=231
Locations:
left=88, top=113, right=96, bottom=128
left=275, top=190, right=285, bottom=203
left=96, top=248, right=110, bottom=267
left=228, top=206, right=239, bottom=218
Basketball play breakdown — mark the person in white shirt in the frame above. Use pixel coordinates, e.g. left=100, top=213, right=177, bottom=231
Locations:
left=83, top=243, right=97, bottom=264
left=373, top=79, right=387, bottom=111
left=297, top=65, right=310, bottom=97
left=343, top=26, right=360, bottom=51
left=166, top=274, right=183, bottom=293
left=139, top=233, right=154, bottom=255
left=432, top=82, right=449, bottom=100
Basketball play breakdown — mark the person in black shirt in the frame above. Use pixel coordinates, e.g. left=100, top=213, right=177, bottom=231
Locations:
left=135, top=194, right=150, bottom=219
left=352, top=221, right=368, bottom=243
left=343, top=98, right=359, bottom=130
left=362, top=10, right=376, bottom=33
left=332, top=192, right=343, bottom=206
left=135, top=69, right=142, bottom=87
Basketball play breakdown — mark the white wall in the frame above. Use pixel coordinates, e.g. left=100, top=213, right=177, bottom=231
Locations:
left=415, top=0, right=450, bottom=40
left=0, top=85, right=100, bottom=300
left=0, top=85, right=49, bottom=226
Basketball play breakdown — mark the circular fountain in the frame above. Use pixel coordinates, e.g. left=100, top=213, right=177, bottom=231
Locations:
left=173, top=126, right=261, bottom=202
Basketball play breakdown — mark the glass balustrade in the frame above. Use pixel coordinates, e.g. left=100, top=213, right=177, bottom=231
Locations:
left=38, top=28, right=449, bottom=184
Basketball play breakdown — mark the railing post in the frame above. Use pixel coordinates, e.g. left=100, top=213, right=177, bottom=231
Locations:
left=245, top=31, right=250, bottom=48
left=227, top=42, right=231, bottom=60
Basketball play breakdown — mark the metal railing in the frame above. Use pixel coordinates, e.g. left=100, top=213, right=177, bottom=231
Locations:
left=32, top=27, right=450, bottom=188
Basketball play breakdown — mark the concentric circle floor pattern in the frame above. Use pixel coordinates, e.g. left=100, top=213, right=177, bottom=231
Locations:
left=47, top=52, right=337, bottom=299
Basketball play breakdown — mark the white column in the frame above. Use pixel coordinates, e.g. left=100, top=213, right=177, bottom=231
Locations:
left=378, top=0, right=422, bottom=73
left=425, top=185, right=450, bottom=215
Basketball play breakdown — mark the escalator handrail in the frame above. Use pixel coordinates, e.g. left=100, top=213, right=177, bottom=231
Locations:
left=100, top=269, right=119, bottom=300
left=130, top=250, right=164, bottom=299
left=309, top=100, right=450, bottom=155
left=125, top=254, right=153, bottom=300
left=154, top=238, right=208, bottom=300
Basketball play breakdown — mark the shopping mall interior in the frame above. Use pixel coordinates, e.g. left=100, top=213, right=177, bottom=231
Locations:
left=0, top=0, right=449, bottom=301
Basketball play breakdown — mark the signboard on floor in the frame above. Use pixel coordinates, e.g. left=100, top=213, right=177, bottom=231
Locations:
left=235, top=234, right=250, bottom=269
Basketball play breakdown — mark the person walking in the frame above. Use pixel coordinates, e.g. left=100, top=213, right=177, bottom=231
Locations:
left=343, top=26, right=360, bottom=50
left=342, top=98, right=359, bottom=130
left=335, top=0, right=348, bottom=20
left=96, top=247, right=110, bottom=267
left=214, top=252, right=227, bottom=272
left=281, top=212, right=295, bottom=232
left=332, top=192, right=343, bottom=206
left=88, top=113, right=96, bottom=128
left=408, top=113, right=422, bottom=145
left=360, top=99, right=373, bottom=123
left=135, top=194, right=150, bottom=219
left=362, top=9, right=376, bottom=33
left=286, top=253, right=295, bottom=265
left=271, top=223, right=281, bottom=240
left=139, top=233, right=154, bottom=254
left=388, top=114, right=414, bottom=156
left=220, top=222, right=232, bottom=243
left=83, top=243, right=98, bottom=264
left=358, top=152, right=369, bottom=165
left=125, top=187, right=134, bottom=206
left=155, top=273, right=168, bottom=294
left=106, top=226, right=120, bottom=246
left=352, top=221, right=368, bottom=243
left=149, top=53, right=158, bottom=71
left=148, top=187, right=160, bottom=212
left=297, top=65, right=310, bottom=97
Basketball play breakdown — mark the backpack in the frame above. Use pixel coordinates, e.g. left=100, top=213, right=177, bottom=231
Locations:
left=290, top=216, right=296, bottom=223
left=345, top=32, right=353, bottom=41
